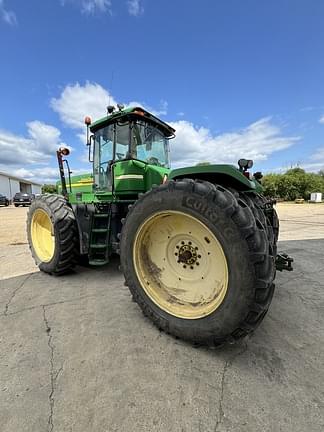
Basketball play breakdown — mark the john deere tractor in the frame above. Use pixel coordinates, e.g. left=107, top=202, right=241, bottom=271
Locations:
left=27, top=105, right=293, bottom=346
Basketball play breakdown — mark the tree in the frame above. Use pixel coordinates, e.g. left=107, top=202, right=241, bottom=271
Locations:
left=42, top=184, right=57, bottom=194
left=195, top=162, right=211, bottom=166
left=262, top=169, right=324, bottom=200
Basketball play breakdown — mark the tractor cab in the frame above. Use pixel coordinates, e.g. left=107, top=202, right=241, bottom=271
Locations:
left=88, top=106, right=175, bottom=196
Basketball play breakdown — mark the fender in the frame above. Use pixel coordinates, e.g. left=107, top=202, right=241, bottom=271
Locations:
left=168, top=164, right=262, bottom=192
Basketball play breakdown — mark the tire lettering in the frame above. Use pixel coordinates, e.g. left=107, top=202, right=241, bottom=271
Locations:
left=183, top=196, right=219, bottom=223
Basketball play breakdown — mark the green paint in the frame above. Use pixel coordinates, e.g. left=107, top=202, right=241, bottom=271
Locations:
left=169, top=164, right=262, bottom=192
left=55, top=106, right=264, bottom=264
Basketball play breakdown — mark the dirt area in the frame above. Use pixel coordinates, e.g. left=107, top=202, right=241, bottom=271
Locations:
left=0, top=206, right=29, bottom=245
left=276, top=202, right=324, bottom=241
left=0, top=204, right=323, bottom=432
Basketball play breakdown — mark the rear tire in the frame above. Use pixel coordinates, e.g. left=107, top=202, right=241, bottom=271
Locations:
left=120, top=179, right=275, bottom=346
left=27, top=194, right=78, bottom=275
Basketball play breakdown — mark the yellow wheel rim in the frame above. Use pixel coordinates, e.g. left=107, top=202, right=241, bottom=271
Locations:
left=133, top=211, right=228, bottom=319
left=31, top=209, right=55, bottom=262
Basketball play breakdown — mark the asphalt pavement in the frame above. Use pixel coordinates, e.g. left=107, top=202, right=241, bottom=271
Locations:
left=0, top=205, right=323, bottom=432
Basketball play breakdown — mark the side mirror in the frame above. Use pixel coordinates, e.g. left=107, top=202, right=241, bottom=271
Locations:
left=88, top=135, right=94, bottom=162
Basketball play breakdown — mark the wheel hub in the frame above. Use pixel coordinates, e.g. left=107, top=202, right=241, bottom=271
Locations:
left=176, top=242, right=200, bottom=267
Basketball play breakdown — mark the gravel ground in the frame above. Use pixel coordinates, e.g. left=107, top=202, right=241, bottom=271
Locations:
left=0, top=203, right=323, bottom=432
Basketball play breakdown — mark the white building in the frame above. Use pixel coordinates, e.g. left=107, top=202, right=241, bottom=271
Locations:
left=0, top=171, right=42, bottom=201
left=310, top=192, right=322, bottom=203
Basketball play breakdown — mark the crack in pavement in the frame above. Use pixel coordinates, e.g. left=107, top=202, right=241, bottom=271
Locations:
left=3, top=291, right=108, bottom=317
left=42, top=305, right=63, bottom=432
left=3, top=273, right=33, bottom=316
left=214, top=342, right=248, bottom=432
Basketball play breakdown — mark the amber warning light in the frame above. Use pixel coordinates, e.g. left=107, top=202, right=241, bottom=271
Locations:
left=84, top=116, right=92, bottom=125
left=58, top=147, right=70, bottom=156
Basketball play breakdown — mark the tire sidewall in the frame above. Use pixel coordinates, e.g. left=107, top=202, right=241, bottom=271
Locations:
left=121, top=185, right=257, bottom=341
left=27, top=197, right=67, bottom=273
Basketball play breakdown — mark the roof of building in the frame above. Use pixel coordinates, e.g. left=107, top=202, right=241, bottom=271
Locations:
left=0, top=171, right=42, bottom=186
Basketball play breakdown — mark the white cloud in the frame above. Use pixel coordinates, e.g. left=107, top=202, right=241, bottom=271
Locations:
left=126, top=99, right=168, bottom=117
left=127, top=0, right=144, bottom=16
left=310, top=147, right=324, bottom=162
left=61, top=0, right=112, bottom=14
left=50, top=82, right=300, bottom=169
left=169, top=118, right=300, bottom=168
left=12, top=167, right=59, bottom=183
left=10, top=166, right=88, bottom=184
left=177, top=112, right=185, bottom=117
left=81, top=0, right=111, bottom=14
left=0, top=121, right=65, bottom=166
left=319, top=115, right=324, bottom=124
left=51, top=82, right=168, bottom=139
left=0, top=0, right=17, bottom=25
left=51, top=82, right=116, bottom=130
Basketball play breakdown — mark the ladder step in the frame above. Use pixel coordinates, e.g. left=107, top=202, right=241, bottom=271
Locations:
left=90, top=244, right=106, bottom=249
left=92, top=228, right=108, bottom=233
left=94, top=213, right=109, bottom=218
left=89, top=259, right=109, bottom=266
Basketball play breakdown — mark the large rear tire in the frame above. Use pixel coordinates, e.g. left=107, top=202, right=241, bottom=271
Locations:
left=120, top=179, right=275, bottom=346
left=27, top=194, right=78, bottom=275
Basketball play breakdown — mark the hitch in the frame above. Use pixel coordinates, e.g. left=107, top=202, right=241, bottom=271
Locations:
left=276, top=253, right=294, bottom=272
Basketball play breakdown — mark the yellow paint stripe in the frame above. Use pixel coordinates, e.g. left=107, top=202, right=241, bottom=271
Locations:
left=69, top=182, right=93, bottom=187
left=115, top=174, right=144, bottom=180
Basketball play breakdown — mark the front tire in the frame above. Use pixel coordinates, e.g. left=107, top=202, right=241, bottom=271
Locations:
left=120, top=179, right=275, bottom=346
left=27, top=194, right=78, bottom=275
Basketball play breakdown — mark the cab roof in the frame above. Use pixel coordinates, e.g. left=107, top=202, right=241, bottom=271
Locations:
left=89, top=106, right=175, bottom=138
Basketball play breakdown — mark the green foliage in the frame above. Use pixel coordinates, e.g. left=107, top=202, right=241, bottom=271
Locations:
left=42, top=184, right=58, bottom=194
left=195, top=162, right=211, bottom=166
left=262, top=169, right=324, bottom=200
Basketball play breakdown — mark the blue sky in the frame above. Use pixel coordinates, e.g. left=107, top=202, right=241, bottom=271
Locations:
left=1, top=0, right=324, bottom=183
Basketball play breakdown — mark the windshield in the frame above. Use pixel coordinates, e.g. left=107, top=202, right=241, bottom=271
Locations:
left=131, top=121, right=170, bottom=168
left=115, top=121, right=130, bottom=160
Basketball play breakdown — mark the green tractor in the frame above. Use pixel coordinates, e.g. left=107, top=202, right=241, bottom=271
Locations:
left=27, top=105, right=293, bottom=346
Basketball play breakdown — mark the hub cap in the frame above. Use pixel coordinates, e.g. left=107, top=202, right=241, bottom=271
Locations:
left=133, top=211, right=228, bottom=319
left=31, top=209, right=55, bottom=262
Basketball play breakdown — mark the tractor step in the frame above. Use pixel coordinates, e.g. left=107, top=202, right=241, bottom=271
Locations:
left=88, top=205, right=112, bottom=265
left=88, top=259, right=109, bottom=266
left=93, top=213, right=109, bottom=218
